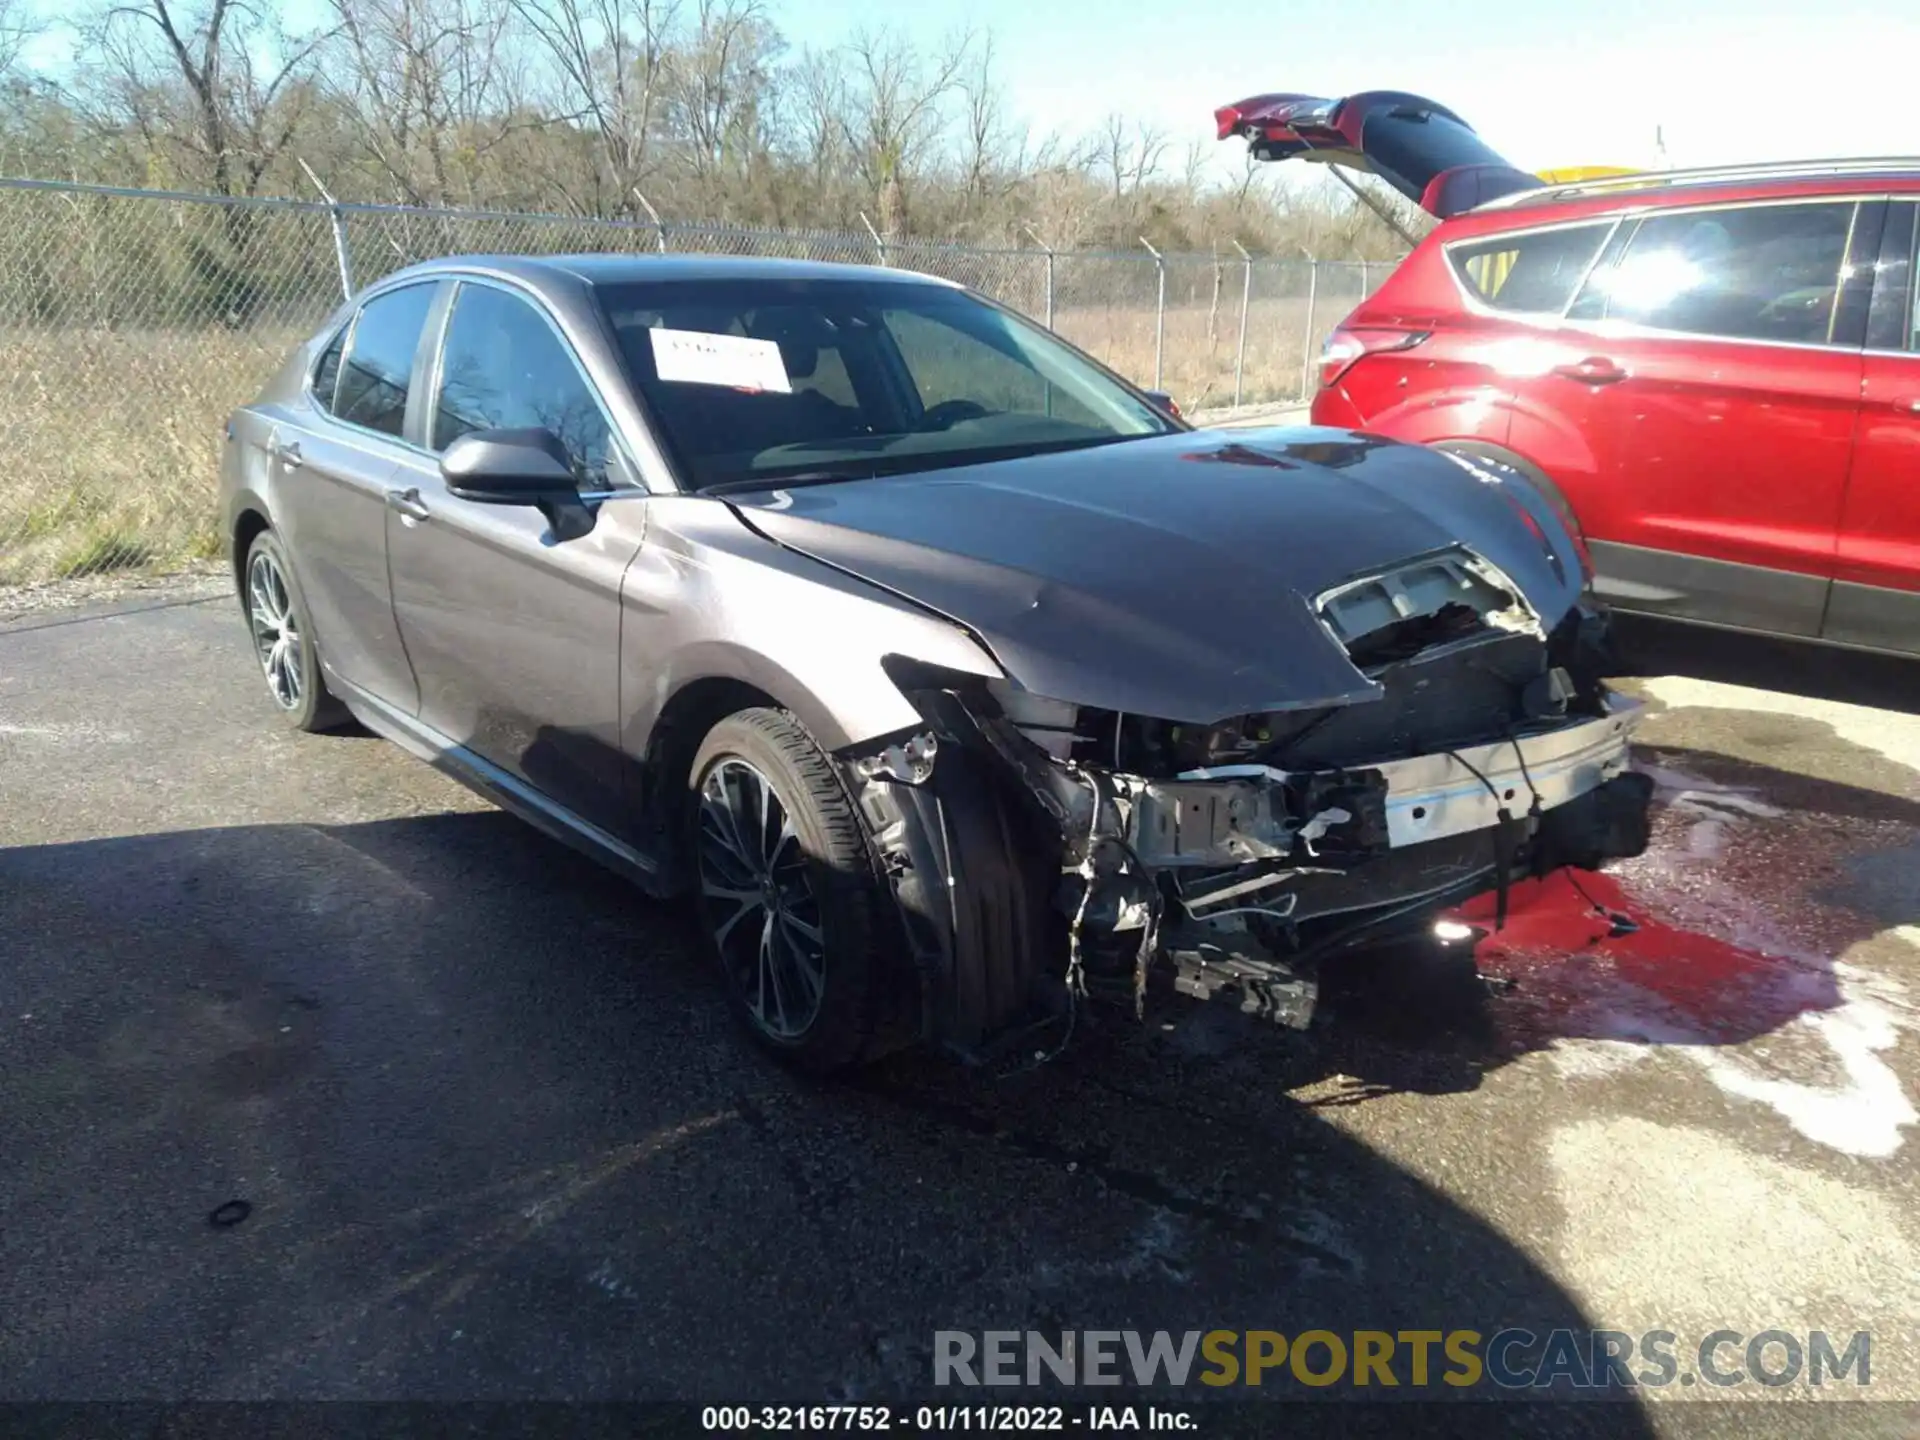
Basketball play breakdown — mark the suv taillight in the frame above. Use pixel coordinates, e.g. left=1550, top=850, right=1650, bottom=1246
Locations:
left=1318, top=327, right=1429, bottom=389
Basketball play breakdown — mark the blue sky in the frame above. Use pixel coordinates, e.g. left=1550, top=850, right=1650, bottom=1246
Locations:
left=22, top=0, right=1920, bottom=184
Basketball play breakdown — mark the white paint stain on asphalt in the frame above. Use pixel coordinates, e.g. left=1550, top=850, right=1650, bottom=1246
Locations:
left=1641, top=677, right=1920, bottom=775
left=1684, top=960, right=1918, bottom=1159
left=1548, top=1115, right=1920, bottom=1394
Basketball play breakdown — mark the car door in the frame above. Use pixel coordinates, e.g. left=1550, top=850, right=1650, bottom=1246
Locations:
left=272, top=282, right=440, bottom=711
left=384, top=277, right=646, bottom=839
left=1830, top=198, right=1920, bottom=654
left=1530, top=197, right=1872, bottom=635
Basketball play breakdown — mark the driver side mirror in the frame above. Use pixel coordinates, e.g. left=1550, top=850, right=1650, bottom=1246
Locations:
left=1143, top=389, right=1184, bottom=421
left=440, top=427, right=597, bottom=541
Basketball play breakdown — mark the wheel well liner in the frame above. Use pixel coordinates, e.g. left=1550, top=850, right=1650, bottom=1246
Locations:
left=846, top=744, right=1055, bottom=1056
left=232, top=507, right=271, bottom=595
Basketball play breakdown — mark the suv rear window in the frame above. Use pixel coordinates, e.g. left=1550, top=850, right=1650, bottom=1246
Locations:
left=1449, top=223, right=1612, bottom=314
left=1575, top=200, right=1857, bottom=346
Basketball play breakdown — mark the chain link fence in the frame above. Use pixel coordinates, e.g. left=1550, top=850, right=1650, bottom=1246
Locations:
left=0, top=176, right=1388, bottom=589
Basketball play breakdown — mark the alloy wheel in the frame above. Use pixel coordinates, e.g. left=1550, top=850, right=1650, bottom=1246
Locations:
left=695, top=757, right=827, bottom=1040
left=246, top=549, right=304, bottom=711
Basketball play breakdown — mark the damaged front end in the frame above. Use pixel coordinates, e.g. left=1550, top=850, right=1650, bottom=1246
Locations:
left=837, top=545, right=1653, bottom=1059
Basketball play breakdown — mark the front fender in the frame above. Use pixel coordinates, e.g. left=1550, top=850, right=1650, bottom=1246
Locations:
left=619, top=496, right=1006, bottom=759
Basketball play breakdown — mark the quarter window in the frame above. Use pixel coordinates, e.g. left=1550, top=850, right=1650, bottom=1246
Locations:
left=431, top=283, right=613, bottom=481
left=310, top=328, right=347, bottom=414
left=1449, top=223, right=1613, bottom=314
left=1573, top=201, right=1857, bottom=346
left=335, top=283, right=437, bottom=437
left=1865, top=200, right=1917, bottom=352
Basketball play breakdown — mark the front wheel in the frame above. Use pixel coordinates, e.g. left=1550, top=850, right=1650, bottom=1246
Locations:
left=687, top=708, right=907, bottom=1073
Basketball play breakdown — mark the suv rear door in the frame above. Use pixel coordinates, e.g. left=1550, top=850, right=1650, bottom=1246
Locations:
left=1508, top=197, right=1878, bottom=636
left=1831, top=198, right=1920, bottom=654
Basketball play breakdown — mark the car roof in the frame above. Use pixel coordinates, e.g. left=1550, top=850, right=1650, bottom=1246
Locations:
left=370, top=252, right=962, bottom=292
left=1470, top=158, right=1920, bottom=219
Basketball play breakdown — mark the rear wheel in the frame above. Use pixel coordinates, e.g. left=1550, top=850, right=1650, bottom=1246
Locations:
left=242, top=529, right=349, bottom=733
left=687, top=708, right=905, bottom=1073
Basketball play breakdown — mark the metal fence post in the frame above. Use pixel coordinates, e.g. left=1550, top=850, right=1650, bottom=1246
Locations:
left=1231, top=240, right=1252, bottom=410
left=1300, top=254, right=1319, bottom=400
left=1360, top=259, right=1372, bottom=296
left=1022, top=225, right=1054, bottom=329
left=632, top=190, right=669, bottom=253
left=298, top=158, right=354, bottom=299
left=1140, top=237, right=1165, bottom=391
left=860, top=212, right=889, bottom=268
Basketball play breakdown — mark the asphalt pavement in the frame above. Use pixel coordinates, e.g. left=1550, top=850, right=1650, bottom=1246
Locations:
left=3, top=581, right=1918, bottom=1438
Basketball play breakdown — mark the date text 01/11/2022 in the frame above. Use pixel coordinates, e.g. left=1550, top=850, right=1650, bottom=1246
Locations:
left=699, top=1405, right=1198, bottom=1431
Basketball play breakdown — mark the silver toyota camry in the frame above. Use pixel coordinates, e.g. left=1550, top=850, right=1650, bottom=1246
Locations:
left=221, top=253, right=1652, bottom=1072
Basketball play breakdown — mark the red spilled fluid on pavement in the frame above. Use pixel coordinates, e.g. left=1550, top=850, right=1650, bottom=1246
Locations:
left=1443, top=871, right=1839, bottom=1046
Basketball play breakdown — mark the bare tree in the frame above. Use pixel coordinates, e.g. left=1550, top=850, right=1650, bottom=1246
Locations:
left=841, top=24, right=970, bottom=238
left=324, top=0, right=522, bottom=205
left=664, top=0, right=780, bottom=204
left=509, top=0, right=676, bottom=216
left=86, top=0, right=326, bottom=198
left=957, top=33, right=1009, bottom=207
left=1095, top=113, right=1168, bottom=204
left=0, top=0, right=41, bottom=80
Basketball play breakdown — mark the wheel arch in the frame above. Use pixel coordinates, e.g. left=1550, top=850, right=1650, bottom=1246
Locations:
left=1426, top=437, right=1582, bottom=535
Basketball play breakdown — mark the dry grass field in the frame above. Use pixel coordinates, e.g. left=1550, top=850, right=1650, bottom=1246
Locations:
left=0, top=301, right=1344, bottom=589
left=0, top=327, right=306, bottom=585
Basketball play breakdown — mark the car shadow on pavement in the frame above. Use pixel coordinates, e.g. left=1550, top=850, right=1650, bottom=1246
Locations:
left=1, top=809, right=1669, bottom=1431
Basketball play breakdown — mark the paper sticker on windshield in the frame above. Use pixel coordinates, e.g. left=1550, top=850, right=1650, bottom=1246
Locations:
left=648, top=327, right=792, bottom=394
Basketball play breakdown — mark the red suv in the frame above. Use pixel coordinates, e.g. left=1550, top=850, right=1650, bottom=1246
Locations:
left=1219, top=91, right=1920, bottom=662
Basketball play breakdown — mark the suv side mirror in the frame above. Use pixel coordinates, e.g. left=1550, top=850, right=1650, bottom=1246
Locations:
left=1143, top=389, right=1184, bottom=422
left=440, top=427, right=597, bottom=540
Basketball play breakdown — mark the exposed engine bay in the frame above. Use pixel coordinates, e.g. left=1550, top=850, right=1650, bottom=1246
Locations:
left=838, top=544, right=1653, bottom=1058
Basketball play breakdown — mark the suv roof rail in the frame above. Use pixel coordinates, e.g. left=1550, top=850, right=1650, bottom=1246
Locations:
left=1478, top=155, right=1920, bottom=211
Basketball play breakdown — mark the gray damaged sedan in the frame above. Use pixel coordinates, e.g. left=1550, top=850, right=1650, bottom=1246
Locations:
left=221, top=254, right=1653, bottom=1072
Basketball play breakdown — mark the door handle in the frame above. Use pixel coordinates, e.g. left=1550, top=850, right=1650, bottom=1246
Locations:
left=1551, top=357, right=1628, bottom=385
left=386, top=487, right=431, bottom=522
left=272, top=439, right=304, bottom=469
left=1898, top=397, right=1920, bottom=414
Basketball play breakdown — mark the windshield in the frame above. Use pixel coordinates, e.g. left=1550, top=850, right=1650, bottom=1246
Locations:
left=594, top=276, right=1178, bottom=490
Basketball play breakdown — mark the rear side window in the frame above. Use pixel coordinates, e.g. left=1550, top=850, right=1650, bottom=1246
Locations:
left=335, top=283, right=437, bottom=437
left=1449, top=223, right=1612, bottom=314
left=1576, top=201, right=1857, bottom=346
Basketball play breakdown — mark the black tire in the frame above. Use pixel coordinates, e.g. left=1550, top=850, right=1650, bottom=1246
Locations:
left=240, top=528, right=350, bottom=733
left=687, top=707, right=905, bottom=1074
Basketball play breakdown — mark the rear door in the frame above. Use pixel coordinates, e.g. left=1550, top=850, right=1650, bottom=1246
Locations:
left=1830, top=198, right=1920, bottom=653
left=273, top=281, right=440, bottom=711
left=384, top=277, right=645, bottom=839
left=1517, top=197, right=1873, bottom=635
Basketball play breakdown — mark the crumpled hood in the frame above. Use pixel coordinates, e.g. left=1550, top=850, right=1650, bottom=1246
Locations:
left=727, top=426, right=1584, bottom=723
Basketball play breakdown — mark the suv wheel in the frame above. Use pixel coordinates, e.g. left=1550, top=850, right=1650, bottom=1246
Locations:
left=242, top=529, right=349, bottom=732
left=688, top=708, right=902, bottom=1073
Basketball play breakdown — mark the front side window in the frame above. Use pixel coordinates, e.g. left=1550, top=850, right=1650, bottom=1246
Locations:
left=335, top=283, right=437, bottom=437
left=431, top=283, right=613, bottom=481
left=596, top=277, right=1177, bottom=490
left=1450, top=223, right=1612, bottom=314
left=1573, top=201, right=1857, bottom=345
